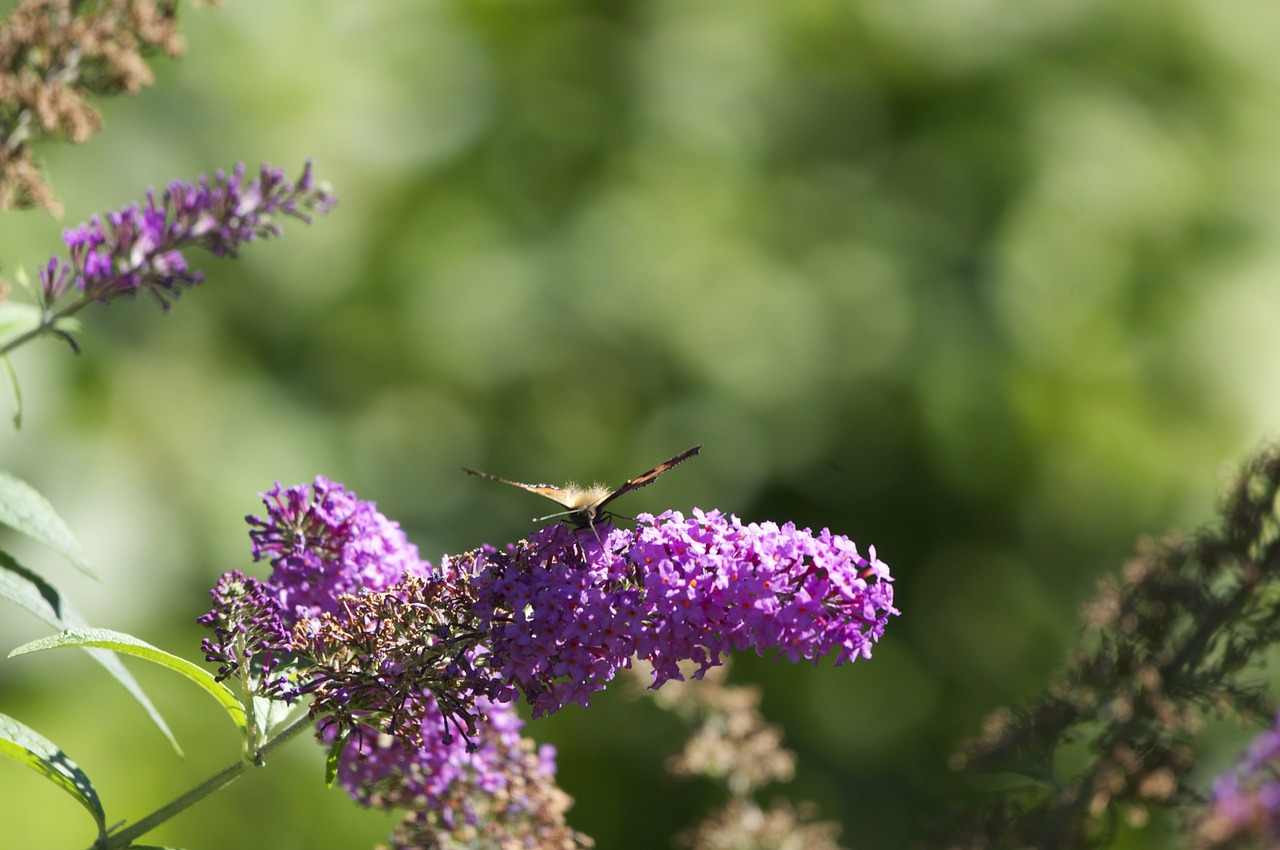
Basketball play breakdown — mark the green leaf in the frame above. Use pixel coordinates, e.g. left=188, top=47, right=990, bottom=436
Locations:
left=0, top=553, right=181, bottom=753
left=0, top=292, right=81, bottom=340
left=252, top=693, right=300, bottom=744
left=0, top=302, right=42, bottom=341
left=325, top=729, right=350, bottom=788
left=0, top=471, right=93, bottom=577
left=9, top=628, right=246, bottom=730
left=0, top=713, right=106, bottom=834
left=1, top=350, right=22, bottom=429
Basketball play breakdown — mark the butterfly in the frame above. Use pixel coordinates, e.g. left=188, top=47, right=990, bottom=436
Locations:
left=463, top=444, right=701, bottom=529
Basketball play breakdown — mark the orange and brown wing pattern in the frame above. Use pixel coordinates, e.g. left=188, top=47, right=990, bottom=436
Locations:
left=464, top=444, right=702, bottom=527
left=591, top=444, right=702, bottom=514
left=461, top=467, right=579, bottom=509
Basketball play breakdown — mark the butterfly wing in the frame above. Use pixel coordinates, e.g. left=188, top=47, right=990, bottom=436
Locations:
left=465, top=444, right=702, bottom=527
left=592, top=444, right=702, bottom=514
left=462, top=467, right=578, bottom=509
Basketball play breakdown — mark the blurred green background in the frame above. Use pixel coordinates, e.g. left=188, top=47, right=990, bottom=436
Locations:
left=2, top=0, right=1279, bottom=847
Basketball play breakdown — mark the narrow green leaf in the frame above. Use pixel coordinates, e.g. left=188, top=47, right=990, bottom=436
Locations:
left=0, top=713, right=106, bottom=832
left=9, top=628, right=246, bottom=729
left=0, top=292, right=80, bottom=342
left=0, top=471, right=93, bottom=577
left=0, top=553, right=180, bottom=753
left=0, top=551, right=62, bottom=618
left=2, top=350, right=22, bottom=429
left=0, top=302, right=42, bottom=340
left=325, top=729, right=350, bottom=788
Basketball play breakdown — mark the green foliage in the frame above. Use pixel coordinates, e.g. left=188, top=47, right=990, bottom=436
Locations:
left=0, top=713, right=105, bottom=839
left=0, top=471, right=91, bottom=577
left=0, top=550, right=178, bottom=752
left=2, top=1, right=1278, bottom=848
left=9, top=628, right=246, bottom=731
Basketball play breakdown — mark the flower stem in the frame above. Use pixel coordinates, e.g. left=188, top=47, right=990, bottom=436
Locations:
left=0, top=296, right=94, bottom=357
left=90, top=712, right=315, bottom=850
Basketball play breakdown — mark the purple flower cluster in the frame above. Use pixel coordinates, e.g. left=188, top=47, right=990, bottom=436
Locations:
left=202, top=477, right=896, bottom=845
left=38, top=161, right=335, bottom=310
left=334, top=696, right=550, bottom=812
left=1199, top=711, right=1280, bottom=845
left=344, top=696, right=581, bottom=850
left=247, top=476, right=432, bottom=622
left=224, top=478, right=557, bottom=834
left=475, top=509, right=897, bottom=717
left=196, top=569, right=298, bottom=702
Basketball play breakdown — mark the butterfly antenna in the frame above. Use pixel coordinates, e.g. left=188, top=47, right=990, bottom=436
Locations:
left=533, top=508, right=580, bottom=523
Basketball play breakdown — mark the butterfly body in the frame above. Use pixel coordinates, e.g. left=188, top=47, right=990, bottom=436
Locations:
left=464, top=444, right=701, bottom=529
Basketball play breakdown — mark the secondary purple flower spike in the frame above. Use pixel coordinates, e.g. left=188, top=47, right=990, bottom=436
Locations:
left=333, top=696, right=581, bottom=849
left=247, top=476, right=432, bottom=623
left=38, top=160, right=335, bottom=309
left=336, top=696, right=539, bottom=806
left=197, top=569, right=299, bottom=702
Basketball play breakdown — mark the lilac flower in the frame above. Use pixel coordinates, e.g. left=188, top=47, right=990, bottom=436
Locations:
left=196, top=569, right=299, bottom=702
left=336, top=696, right=537, bottom=807
left=633, top=509, right=895, bottom=675
left=229, top=478, right=579, bottom=844
left=204, top=476, right=894, bottom=850
left=247, top=476, right=432, bottom=623
left=474, top=509, right=897, bottom=717
left=37, top=160, right=334, bottom=310
left=246, top=478, right=507, bottom=746
left=332, top=696, right=582, bottom=849
left=1198, top=711, right=1280, bottom=845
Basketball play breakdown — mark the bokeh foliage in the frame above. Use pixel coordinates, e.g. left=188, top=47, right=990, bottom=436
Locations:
left=2, top=1, right=1279, bottom=847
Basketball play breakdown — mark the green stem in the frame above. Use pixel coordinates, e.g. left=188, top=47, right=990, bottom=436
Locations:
left=2, top=348, right=23, bottom=428
left=91, top=713, right=316, bottom=850
left=0, top=295, right=95, bottom=357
